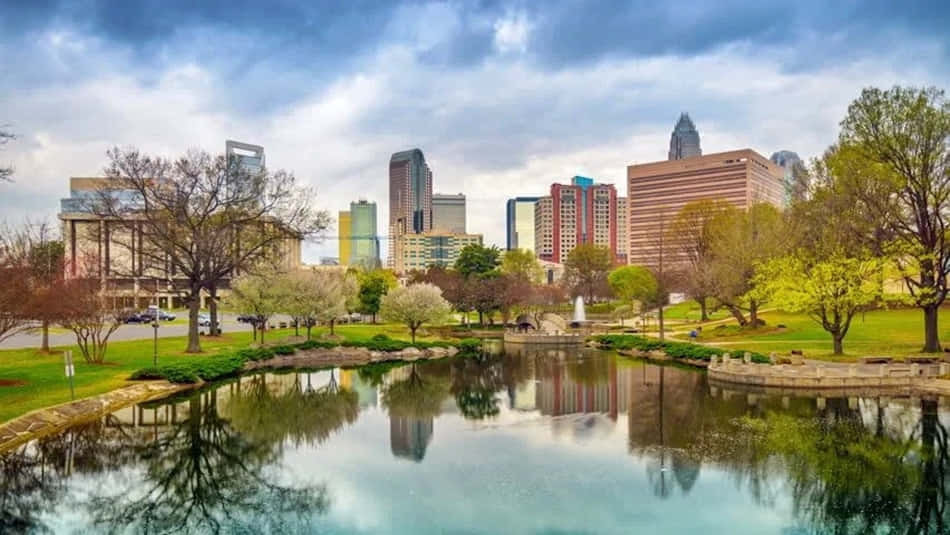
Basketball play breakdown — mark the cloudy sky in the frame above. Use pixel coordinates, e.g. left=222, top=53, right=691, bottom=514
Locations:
left=1, top=0, right=949, bottom=261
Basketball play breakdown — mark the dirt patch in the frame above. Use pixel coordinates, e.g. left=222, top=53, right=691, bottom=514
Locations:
left=0, top=379, right=27, bottom=387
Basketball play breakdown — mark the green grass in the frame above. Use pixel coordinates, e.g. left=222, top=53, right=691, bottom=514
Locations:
left=661, top=301, right=730, bottom=323
left=0, top=321, right=448, bottom=424
left=680, top=307, right=950, bottom=361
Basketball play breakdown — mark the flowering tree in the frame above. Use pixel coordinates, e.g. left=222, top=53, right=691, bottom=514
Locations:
left=57, top=277, right=127, bottom=364
left=228, top=267, right=287, bottom=344
left=379, top=283, right=451, bottom=343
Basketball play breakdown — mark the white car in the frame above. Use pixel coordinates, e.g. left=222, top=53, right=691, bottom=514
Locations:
left=197, top=313, right=212, bottom=327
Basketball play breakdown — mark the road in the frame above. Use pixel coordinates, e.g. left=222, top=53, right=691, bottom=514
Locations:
left=0, top=313, right=300, bottom=350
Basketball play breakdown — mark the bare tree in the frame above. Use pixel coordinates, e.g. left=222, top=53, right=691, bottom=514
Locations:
left=0, top=127, right=14, bottom=182
left=58, top=276, right=126, bottom=364
left=95, top=147, right=328, bottom=353
left=0, top=224, right=31, bottom=342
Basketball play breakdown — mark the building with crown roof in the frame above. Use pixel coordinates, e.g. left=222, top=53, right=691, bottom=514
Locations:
left=668, top=113, right=702, bottom=160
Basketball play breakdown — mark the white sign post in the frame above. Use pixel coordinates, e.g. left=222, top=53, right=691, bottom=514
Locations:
left=64, top=350, right=76, bottom=400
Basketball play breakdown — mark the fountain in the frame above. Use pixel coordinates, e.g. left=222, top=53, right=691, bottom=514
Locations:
left=570, top=296, right=593, bottom=329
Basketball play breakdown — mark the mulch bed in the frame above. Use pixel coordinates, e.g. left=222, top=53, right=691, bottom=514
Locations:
left=0, top=379, right=28, bottom=387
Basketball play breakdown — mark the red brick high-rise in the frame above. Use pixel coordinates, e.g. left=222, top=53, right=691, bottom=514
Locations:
left=535, top=176, right=619, bottom=264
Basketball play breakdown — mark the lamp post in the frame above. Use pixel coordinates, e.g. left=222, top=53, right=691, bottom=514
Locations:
left=152, top=319, right=159, bottom=367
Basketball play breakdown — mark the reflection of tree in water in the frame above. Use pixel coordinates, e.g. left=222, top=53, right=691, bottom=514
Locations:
left=451, top=354, right=506, bottom=420
left=87, top=389, right=329, bottom=534
left=760, top=397, right=950, bottom=534
left=228, top=371, right=360, bottom=448
left=382, top=363, right=451, bottom=461
left=1, top=415, right=145, bottom=533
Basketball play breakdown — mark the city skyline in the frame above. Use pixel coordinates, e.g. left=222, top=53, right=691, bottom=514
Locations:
left=1, top=2, right=948, bottom=262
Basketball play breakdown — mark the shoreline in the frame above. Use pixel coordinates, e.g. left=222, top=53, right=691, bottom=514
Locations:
left=0, top=345, right=457, bottom=454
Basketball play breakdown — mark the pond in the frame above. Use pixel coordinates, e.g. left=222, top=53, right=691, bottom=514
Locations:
left=2, top=346, right=949, bottom=534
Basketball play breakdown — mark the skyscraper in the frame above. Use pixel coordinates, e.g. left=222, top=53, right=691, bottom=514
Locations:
left=350, top=200, right=380, bottom=268
left=535, top=176, right=618, bottom=263
left=225, top=140, right=265, bottom=198
left=338, top=210, right=352, bottom=265
left=668, top=113, right=702, bottom=160
left=627, top=149, right=784, bottom=267
left=389, top=149, right=433, bottom=267
left=770, top=150, right=809, bottom=204
left=506, top=196, right=540, bottom=251
left=431, top=193, right=466, bottom=234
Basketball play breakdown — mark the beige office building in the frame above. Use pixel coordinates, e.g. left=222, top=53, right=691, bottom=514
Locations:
left=59, top=176, right=303, bottom=309
left=626, top=149, right=784, bottom=267
left=393, top=232, right=483, bottom=273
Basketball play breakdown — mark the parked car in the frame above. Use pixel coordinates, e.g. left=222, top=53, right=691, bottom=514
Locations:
left=237, top=314, right=258, bottom=324
left=197, top=313, right=211, bottom=327
left=142, top=306, right=176, bottom=321
left=123, top=312, right=149, bottom=324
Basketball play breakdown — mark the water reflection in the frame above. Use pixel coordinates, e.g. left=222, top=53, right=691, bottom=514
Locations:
left=1, top=348, right=950, bottom=533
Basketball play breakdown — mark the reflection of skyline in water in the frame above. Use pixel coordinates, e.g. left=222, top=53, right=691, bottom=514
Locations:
left=3, top=349, right=950, bottom=533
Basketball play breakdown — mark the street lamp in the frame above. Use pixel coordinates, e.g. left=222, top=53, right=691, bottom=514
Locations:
left=152, top=319, right=159, bottom=367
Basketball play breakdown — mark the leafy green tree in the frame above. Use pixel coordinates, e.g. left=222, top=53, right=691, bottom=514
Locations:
left=454, top=244, right=501, bottom=278
left=500, top=248, right=543, bottom=283
left=708, top=203, right=788, bottom=327
left=834, top=86, right=950, bottom=352
left=756, top=255, right=884, bottom=355
left=357, top=269, right=397, bottom=323
left=563, top=244, right=613, bottom=303
left=379, top=283, right=452, bottom=343
left=608, top=265, right=662, bottom=332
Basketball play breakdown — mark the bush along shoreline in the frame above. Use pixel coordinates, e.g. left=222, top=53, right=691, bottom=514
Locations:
left=131, top=335, right=482, bottom=384
left=591, top=334, right=771, bottom=365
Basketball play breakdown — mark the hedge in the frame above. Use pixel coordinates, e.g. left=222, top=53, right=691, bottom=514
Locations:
left=130, top=335, right=469, bottom=384
left=592, top=334, right=770, bottom=364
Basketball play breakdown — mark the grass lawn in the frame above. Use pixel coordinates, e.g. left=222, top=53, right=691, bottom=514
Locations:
left=661, top=301, right=730, bottom=323
left=0, top=321, right=443, bottom=424
left=679, top=307, right=950, bottom=361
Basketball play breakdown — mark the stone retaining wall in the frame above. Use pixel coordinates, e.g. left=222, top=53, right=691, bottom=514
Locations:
left=503, top=332, right=583, bottom=345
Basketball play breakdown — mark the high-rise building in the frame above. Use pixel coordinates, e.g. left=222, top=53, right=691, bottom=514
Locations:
left=338, top=210, right=352, bottom=265
left=506, top=196, right=540, bottom=251
left=617, top=197, right=628, bottom=264
left=350, top=200, right=380, bottom=268
left=389, top=149, right=433, bottom=268
left=770, top=150, right=809, bottom=205
left=394, top=232, right=483, bottom=273
left=431, top=193, right=466, bottom=234
left=668, top=113, right=702, bottom=160
left=627, top=149, right=784, bottom=267
left=225, top=140, right=265, bottom=198
left=534, top=176, right=618, bottom=264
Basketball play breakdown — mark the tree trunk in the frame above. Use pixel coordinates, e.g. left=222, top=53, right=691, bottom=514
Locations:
left=260, top=320, right=266, bottom=344
left=478, top=311, right=484, bottom=326
left=658, top=305, right=665, bottom=341
left=306, top=323, right=312, bottom=340
left=186, top=292, right=201, bottom=353
left=833, top=333, right=844, bottom=355
left=294, top=318, right=299, bottom=336
left=372, top=312, right=377, bottom=324
left=749, top=302, right=759, bottom=328
left=40, top=320, right=50, bottom=352
left=208, top=287, right=220, bottom=336
left=698, top=297, right=708, bottom=322
left=923, top=304, right=941, bottom=352
left=252, top=322, right=257, bottom=341
left=726, top=305, right=748, bottom=326
left=410, top=325, right=417, bottom=344
left=330, top=319, right=336, bottom=336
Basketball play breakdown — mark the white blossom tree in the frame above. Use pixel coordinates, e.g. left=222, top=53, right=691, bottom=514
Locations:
left=379, top=283, right=451, bottom=343
left=228, top=267, right=287, bottom=344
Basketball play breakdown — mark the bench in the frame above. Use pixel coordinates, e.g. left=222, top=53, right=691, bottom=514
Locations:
left=860, top=356, right=893, bottom=364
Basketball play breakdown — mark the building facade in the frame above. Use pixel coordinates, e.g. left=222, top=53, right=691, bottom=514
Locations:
left=59, top=176, right=302, bottom=309
left=349, top=200, right=380, bottom=268
left=338, top=210, right=352, bottom=265
left=626, top=149, right=785, bottom=267
left=394, top=232, right=483, bottom=273
left=770, top=150, right=809, bottom=205
left=616, top=197, right=628, bottom=264
left=668, top=113, right=702, bottom=160
left=431, top=193, right=466, bottom=234
left=506, top=196, right=540, bottom=252
left=534, top=177, right=619, bottom=264
left=388, top=149, right=433, bottom=268
left=225, top=140, right=265, bottom=198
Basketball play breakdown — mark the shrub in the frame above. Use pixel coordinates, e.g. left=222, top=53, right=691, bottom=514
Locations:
left=457, top=338, right=482, bottom=354
left=157, top=363, right=200, bottom=384
left=296, top=340, right=336, bottom=350
left=371, top=334, right=391, bottom=342
left=129, top=367, right=164, bottom=380
left=273, top=345, right=296, bottom=355
left=592, top=335, right=770, bottom=364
